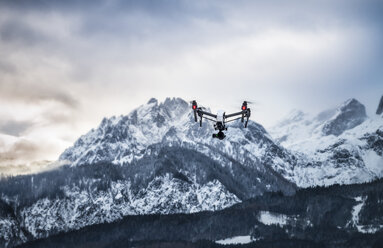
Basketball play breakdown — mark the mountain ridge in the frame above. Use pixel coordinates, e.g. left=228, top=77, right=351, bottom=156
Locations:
left=269, top=97, right=383, bottom=187
left=1, top=96, right=383, bottom=247
left=0, top=97, right=297, bottom=246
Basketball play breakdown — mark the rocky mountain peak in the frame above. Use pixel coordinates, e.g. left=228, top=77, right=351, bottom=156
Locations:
left=322, top=98, right=367, bottom=136
left=59, top=98, right=192, bottom=165
left=340, top=98, right=364, bottom=110
left=59, top=97, right=283, bottom=169
left=376, top=95, right=383, bottom=115
left=147, top=98, right=158, bottom=104
left=46, top=96, right=300, bottom=241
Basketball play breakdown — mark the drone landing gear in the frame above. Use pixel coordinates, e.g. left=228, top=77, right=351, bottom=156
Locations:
left=212, top=131, right=226, bottom=140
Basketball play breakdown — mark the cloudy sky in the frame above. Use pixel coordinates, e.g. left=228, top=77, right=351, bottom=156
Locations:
left=0, top=0, right=382, bottom=174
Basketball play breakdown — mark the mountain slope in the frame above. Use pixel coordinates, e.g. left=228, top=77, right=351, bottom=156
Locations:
left=322, top=98, right=367, bottom=136
left=270, top=98, right=383, bottom=187
left=59, top=97, right=297, bottom=199
left=1, top=97, right=383, bottom=247
left=18, top=179, right=383, bottom=248
left=0, top=97, right=297, bottom=247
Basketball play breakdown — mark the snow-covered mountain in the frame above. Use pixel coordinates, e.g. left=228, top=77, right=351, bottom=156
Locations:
left=59, top=97, right=297, bottom=199
left=18, top=179, right=383, bottom=248
left=269, top=98, right=383, bottom=187
left=1, top=97, right=298, bottom=246
left=60, top=98, right=295, bottom=171
left=1, top=96, right=383, bottom=247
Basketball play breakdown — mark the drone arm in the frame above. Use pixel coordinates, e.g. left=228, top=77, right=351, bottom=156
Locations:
left=197, top=109, right=217, bottom=118
left=198, top=113, right=218, bottom=126
left=225, top=116, right=242, bottom=123
left=195, top=108, right=216, bottom=127
left=225, top=109, right=251, bottom=127
left=225, top=111, right=245, bottom=119
left=202, top=116, right=217, bottom=122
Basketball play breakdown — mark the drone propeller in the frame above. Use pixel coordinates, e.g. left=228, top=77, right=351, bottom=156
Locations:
left=242, top=100, right=258, bottom=108
left=189, top=100, right=208, bottom=110
left=230, top=100, right=257, bottom=110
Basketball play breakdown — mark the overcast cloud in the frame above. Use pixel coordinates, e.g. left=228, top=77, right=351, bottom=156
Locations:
left=0, top=0, right=382, bottom=174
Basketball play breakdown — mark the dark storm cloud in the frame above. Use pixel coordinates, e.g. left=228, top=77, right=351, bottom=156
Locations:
left=1, top=0, right=382, bottom=36
left=1, top=0, right=223, bottom=38
left=0, top=119, right=34, bottom=136
left=0, top=0, right=382, bottom=174
left=2, top=0, right=382, bottom=56
left=0, top=18, right=48, bottom=46
left=0, top=0, right=217, bottom=17
left=0, top=0, right=381, bottom=109
left=0, top=139, right=40, bottom=162
left=0, top=82, right=79, bottom=109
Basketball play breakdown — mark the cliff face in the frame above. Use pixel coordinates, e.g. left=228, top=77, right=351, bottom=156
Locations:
left=377, top=95, right=383, bottom=115
left=322, top=98, right=367, bottom=136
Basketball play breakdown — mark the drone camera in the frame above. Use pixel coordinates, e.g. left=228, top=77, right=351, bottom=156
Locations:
left=212, top=131, right=226, bottom=140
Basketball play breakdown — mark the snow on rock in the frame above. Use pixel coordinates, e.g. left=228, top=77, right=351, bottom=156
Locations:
left=0, top=217, right=27, bottom=247
left=59, top=98, right=192, bottom=166
left=257, top=210, right=313, bottom=230
left=59, top=97, right=295, bottom=176
left=350, top=196, right=383, bottom=234
left=20, top=175, right=239, bottom=239
left=59, top=97, right=297, bottom=198
left=257, top=211, right=288, bottom=227
left=269, top=98, right=383, bottom=187
left=0, top=97, right=300, bottom=245
left=216, top=235, right=254, bottom=244
left=363, top=150, right=383, bottom=176
left=322, top=98, right=367, bottom=136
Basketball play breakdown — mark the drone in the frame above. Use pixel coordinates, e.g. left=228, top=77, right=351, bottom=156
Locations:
left=191, top=100, right=251, bottom=140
